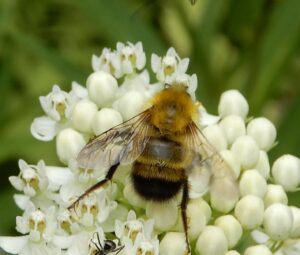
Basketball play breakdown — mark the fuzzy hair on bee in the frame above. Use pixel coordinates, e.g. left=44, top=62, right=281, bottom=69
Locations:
left=68, top=84, right=239, bottom=254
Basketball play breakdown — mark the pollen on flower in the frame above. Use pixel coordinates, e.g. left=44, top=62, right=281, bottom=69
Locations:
left=1, top=41, right=300, bottom=255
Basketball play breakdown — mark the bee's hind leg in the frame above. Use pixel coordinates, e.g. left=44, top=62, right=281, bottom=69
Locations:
left=181, top=179, right=191, bottom=254
left=67, top=163, right=120, bottom=211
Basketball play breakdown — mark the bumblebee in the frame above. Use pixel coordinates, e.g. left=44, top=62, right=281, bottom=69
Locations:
left=69, top=84, right=238, bottom=253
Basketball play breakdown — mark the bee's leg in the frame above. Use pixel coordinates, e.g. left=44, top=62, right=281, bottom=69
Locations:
left=181, top=179, right=191, bottom=254
left=68, top=163, right=120, bottom=210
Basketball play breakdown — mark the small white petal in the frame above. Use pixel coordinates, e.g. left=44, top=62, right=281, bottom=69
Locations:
left=146, top=200, right=178, bottom=231
left=92, top=54, right=100, bottom=71
left=202, top=124, right=228, bottom=151
left=71, top=99, right=98, bottom=134
left=9, top=176, right=24, bottom=191
left=178, top=58, right=189, bottom=73
left=219, top=115, right=246, bottom=145
left=30, top=116, right=58, bottom=141
left=160, top=232, right=187, bottom=255
left=0, top=236, right=29, bottom=254
left=151, top=54, right=161, bottom=73
left=247, top=117, right=276, bottom=151
left=56, top=128, right=86, bottom=165
left=251, top=229, right=270, bottom=244
left=272, top=154, right=300, bottom=191
left=244, top=245, right=272, bottom=255
left=215, top=215, right=243, bottom=249
left=87, top=71, right=118, bottom=107
left=71, top=81, right=88, bottom=99
left=263, top=203, right=293, bottom=240
left=13, top=194, right=30, bottom=210
left=218, top=90, right=249, bottom=119
left=92, top=108, right=123, bottom=135
left=231, top=135, right=260, bottom=169
left=239, top=169, right=268, bottom=198
left=196, top=226, right=228, bottom=255
left=234, top=195, right=264, bottom=229
left=264, top=184, right=288, bottom=208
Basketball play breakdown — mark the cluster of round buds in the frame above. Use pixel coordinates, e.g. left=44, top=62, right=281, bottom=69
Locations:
left=0, top=41, right=300, bottom=255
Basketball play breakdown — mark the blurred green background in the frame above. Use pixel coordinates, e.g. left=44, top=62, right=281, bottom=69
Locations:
left=0, top=0, right=300, bottom=252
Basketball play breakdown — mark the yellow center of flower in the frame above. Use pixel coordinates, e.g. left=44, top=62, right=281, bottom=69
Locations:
left=164, top=65, right=174, bottom=75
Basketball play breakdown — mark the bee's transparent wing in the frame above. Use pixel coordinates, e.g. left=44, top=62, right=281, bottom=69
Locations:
left=187, top=122, right=239, bottom=201
left=77, top=110, right=151, bottom=169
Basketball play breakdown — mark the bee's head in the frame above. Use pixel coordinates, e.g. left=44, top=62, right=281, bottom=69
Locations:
left=150, top=84, right=198, bottom=133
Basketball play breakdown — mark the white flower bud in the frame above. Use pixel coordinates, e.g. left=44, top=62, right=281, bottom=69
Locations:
left=272, top=154, right=300, bottom=191
left=219, top=115, right=246, bottom=145
left=202, top=124, right=228, bottom=152
left=86, top=71, right=118, bottom=107
left=196, top=226, right=228, bottom=255
left=56, top=128, right=86, bottom=164
left=123, top=183, right=146, bottom=208
left=247, top=117, right=276, bottom=151
left=290, top=206, right=300, bottom=238
left=219, top=150, right=241, bottom=179
left=92, top=108, right=123, bottom=135
left=231, top=135, right=260, bottom=169
left=226, top=251, right=241, bottom=255
left=215, top=215, right=243, bottom=249
left=239, top=169, right=267, bottom=198
left=160, top=232, right=187, bottom=255
left=264, top=184, right=288, bottom=208
left=146, top=201, right=178, bottom=231
left=255, top=150, right=270, bottom=179
left=174, top=198, right=207, bottom=241
left=71, top=99, right=98, bottom=133
left=190, top=198, right=212, bottom=223
left=113, top=90, right=145, bottom=121
left=234, top=195, right=264, bottom=229
left=263, top=203, right=293, bottom=240
left=178, top=200, right=207, bottom=241
left=244, top=245, right=272, bottom=255
left=210, top=177, right=239, bottom=213
left=218, top=90, right=249, bottom=119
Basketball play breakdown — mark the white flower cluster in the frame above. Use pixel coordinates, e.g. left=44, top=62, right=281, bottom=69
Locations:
left=1, top=42, right=300, bottom=255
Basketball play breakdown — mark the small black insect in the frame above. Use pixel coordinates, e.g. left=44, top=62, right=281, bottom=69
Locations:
left=90, top=232, right=124, bottom=255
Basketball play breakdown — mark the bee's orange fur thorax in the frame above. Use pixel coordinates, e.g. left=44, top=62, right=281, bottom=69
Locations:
left=148, top=85, right=199, bottom=133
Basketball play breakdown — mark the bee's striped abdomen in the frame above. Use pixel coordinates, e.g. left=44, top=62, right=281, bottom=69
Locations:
left=131, top=136, right=193, bottom=201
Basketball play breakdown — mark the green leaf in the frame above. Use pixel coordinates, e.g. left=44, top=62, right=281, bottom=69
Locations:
left=249, top=0, right=300, bottom=113
left=193, top=0, right=231, bottom=107
left=70, top=0, right=166, bottom=54
left=11, top=31, right=87, bottom=83
left=270, top=98, right=300, bottom=161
